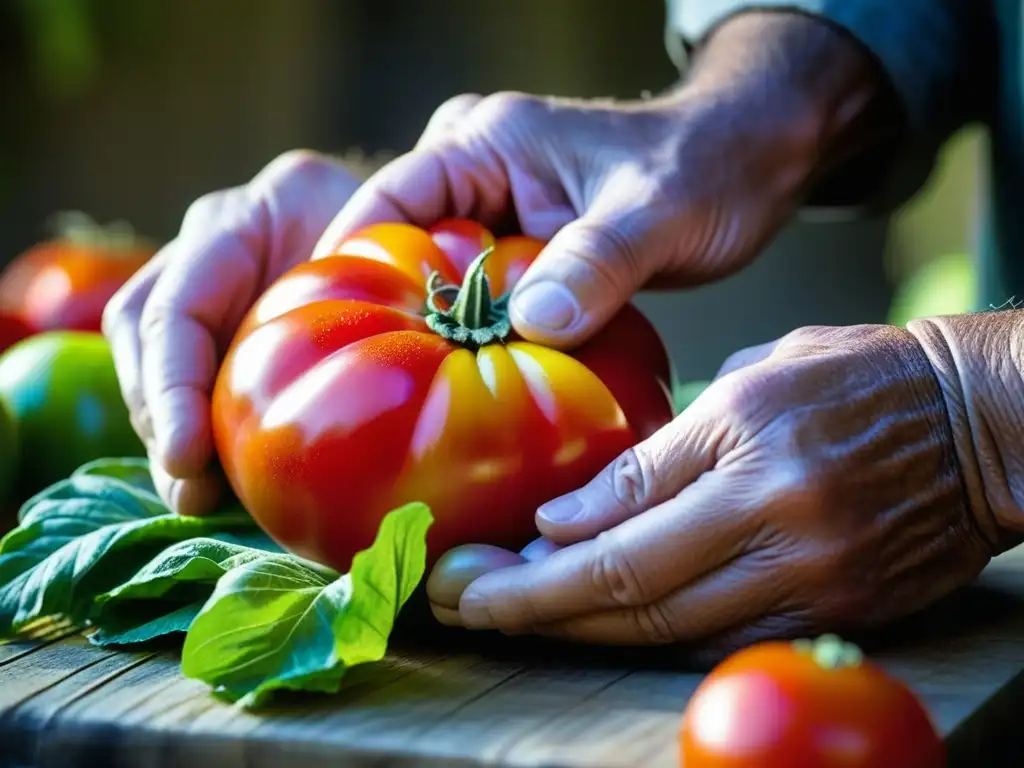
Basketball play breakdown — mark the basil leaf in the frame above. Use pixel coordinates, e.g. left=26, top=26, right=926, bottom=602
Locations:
left=89, top=536, right=299, bottom=628
left=0, top=460, right=260, bottom=636
left=89, top=601, right=204, bottom=647
left=0, top=461, right=168, bottom=583
left=67, top=457, right=159, bottom=496
left=181, top=502, right=433, bottom=708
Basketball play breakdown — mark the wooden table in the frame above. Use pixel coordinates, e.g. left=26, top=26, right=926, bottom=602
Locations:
left=4, top=548, right=1024, bottom=767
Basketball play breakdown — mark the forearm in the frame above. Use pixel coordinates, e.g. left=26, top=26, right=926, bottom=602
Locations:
left=909, top=312, right=1024, bottom=553
left=667, top=1, right=994, bottom=212
left=680, top=11, right=903, bottom=208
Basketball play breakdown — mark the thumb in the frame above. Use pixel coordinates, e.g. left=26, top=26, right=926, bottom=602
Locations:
left=509, top=205, right=660, bottom=348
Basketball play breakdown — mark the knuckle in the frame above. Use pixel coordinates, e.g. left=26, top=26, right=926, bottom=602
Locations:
left=606, top=448, right=652, bottom=513
left=777, top=325, right=835, bottom=356
left=707, top=372, right=767, bottom=422
left=472, top=91, right=543, bottom=131
left=769, top=455, right=831, bottom=512
left=256, top=148, right=328, bottom=187
left=429, top=92, right=482, bottom=125
left=590, top=532, right=650, bottom=606
left=137, top=298, right=171, bottom=342
left=181, top=190, right=230, bottom=231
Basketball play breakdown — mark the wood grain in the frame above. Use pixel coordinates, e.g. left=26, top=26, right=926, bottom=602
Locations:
left=3, top=549, right=1024, bottom=767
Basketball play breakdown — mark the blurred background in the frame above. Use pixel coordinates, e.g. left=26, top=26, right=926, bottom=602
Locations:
left=0, top=0, right=982, bottom=383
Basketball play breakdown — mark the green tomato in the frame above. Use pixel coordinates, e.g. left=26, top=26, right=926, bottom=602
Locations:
left=0, top=331, right=145, bottom=498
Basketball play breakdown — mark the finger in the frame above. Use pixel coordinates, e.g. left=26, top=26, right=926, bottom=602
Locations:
left=148, top=448, right=225, bottom=516
left=459, top=467, right=756, bottom=632
left=311, top=143, right=510, bottom=260
left=519, top=537, right=562, bottom=561
left=532, top=551, right=792, bottom=646
left=312, top=123, right=514, bottom=260
left=416, top=93, right=482, bottom=148
left=426, top=544, right=525, bottom=627
left=714, top=338, right=780, bottom=381
left=102, top=247, right=174, bottom=446
left=138, top=189, right=257, bottom=479
left=508, top=203, right=664, bottom=349
left=139, top=151, right=360, bottom=487
left=536, top=404, right=722, bottom=545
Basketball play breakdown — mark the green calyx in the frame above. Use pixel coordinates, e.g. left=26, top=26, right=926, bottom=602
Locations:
left=792, top=634, right=864, bottom=669
left=424, top=246, right=511, bottom=349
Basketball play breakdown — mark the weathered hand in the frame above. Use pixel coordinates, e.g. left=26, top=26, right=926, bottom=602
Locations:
left=312, top=13, right=884, bottom=352
left=428, top=324, right=996, bottom=655
left=102, top=151, right=362, bottom=515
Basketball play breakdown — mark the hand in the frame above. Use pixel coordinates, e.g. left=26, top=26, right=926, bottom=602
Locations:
left=311, top=12, right=884, bottom=349
left=102, top=150, right=362, bottom=515
left=427, top=324, right=997, bottom=656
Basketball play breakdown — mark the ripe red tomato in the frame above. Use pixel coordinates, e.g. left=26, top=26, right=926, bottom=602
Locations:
left=0, top=212, right=155, bottom=334
left=679, top=635, right=946, bottom=767
left=211, top=218, right=674, bottom=571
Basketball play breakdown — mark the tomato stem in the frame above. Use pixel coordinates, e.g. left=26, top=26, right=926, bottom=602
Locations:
left=792, top=634, right=864, bottom=669
left=424, top=246, right=511, bottom=349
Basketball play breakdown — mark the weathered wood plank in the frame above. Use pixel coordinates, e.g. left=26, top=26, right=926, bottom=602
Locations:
left=0, top=620, right=79, bottom=668
left=1, top=548, right=1024, bottom=767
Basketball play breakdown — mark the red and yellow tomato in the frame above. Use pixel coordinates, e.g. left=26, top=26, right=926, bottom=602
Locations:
left=211, top=218, right=674, bottom=571
left=0, top=212, right=155, bottom=336
left=679, top=635, right=946, bottom=767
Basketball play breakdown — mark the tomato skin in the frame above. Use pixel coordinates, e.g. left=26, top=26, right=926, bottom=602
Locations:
left=428, top=219, right=497, bottom=277
left=0, top=313, right=32, bottom=355
left=679, top=639, right=946, bottom=768
left=212, top=220, right=674, bottom=572
left=0, top=232, right=154, bottom=334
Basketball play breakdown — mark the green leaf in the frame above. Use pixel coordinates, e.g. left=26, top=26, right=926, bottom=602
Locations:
left=181, top=502, right=433, bottom=708
left=89, top=601, right=204, bottom=647
left=68, top=457, right=159, bottom=496
left=88, top=536, right=299, bottom=643
left=0, top=460, right=260, bottom=637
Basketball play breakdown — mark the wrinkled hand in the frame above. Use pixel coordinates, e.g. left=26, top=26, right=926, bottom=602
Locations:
left=427, top=325, right=997, bottom=655
left=312, top=13, right=881, bottom=352
left=102, top=151, right=362, bottom=515
left=312, top=86, right=816, bottom=350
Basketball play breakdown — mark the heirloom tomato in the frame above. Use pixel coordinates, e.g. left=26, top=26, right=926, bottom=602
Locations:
left=679, top=635, right=945, bottom=768
left=0, top=212, right=156, bottom=334
left=211, top=218, right=674, bottom=572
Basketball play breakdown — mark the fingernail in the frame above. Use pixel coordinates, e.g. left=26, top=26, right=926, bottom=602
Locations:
left=537, top=494, right=582, bottom=524
left=460, top=588, right=496, bottom=629
left=511, top=281, right=580, bottom=332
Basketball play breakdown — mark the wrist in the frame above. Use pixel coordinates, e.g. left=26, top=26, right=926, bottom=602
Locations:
left=907, top=312, right=1024, bottom=554
left=684, top=11, right=901, bottom=185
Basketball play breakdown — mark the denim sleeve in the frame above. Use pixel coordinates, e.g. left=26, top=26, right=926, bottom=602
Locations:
left=663, top=0, right=993, bottom=214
